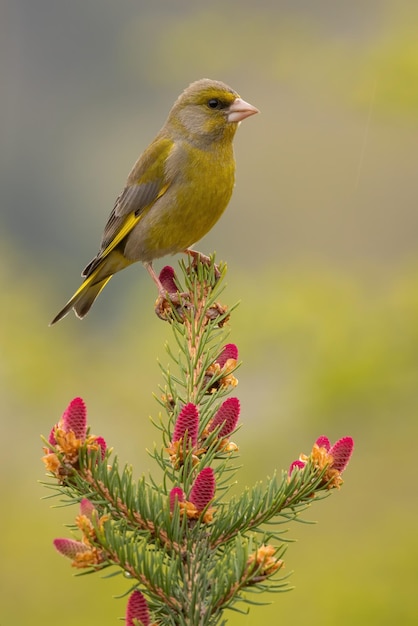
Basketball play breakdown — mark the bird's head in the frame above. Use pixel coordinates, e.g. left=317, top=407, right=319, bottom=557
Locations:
left=167, top=78, right=259, bottom=145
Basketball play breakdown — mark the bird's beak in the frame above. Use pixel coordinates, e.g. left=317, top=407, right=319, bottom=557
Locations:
left=228, top=97, right=259, bottom=123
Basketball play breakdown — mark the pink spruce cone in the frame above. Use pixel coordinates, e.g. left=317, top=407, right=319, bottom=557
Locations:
left=79, top=498, right=96, bottom=520
left=172, top=403, right=199, bottom=447
left=47, top=425, right=58, bottom=447
left=328, top=436, right=354, bottom=472
left=216, top=343, right=238, bottom=368
left=61, top=397, right=87, bottom=439
left=315, top=436, right=330, bottom=450
left=159, top=266, right=178, bottom=293
left=189, top=467, right=215, bottom=511
left=169, top=487, right=185, bottom=512
left=208, top=397, right=240, bottom=438
left=125, top=590, right=150, bottom=626
left=95, top=436, right=107, bottom=459
left=288, top=460, right=306, bottom=476
left=53, top=538, right=90, bottom=560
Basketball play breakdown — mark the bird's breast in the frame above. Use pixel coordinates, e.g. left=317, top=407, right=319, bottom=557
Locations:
left=123, top=141, right=236, bottom=263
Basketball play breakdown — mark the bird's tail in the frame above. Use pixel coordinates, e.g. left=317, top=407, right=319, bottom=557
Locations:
left=50, top=275, right=112, bottom=325
left=50, top=249, right=130, bottom=325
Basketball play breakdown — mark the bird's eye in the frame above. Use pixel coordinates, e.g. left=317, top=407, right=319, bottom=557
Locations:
left=207, top=98, right=223, bottom=110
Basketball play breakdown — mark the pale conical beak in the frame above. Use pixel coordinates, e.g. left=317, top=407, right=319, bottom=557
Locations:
left=228, top=97, right=259, bottom=123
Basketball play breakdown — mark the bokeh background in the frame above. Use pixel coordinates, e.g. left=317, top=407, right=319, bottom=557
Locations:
left=2, top=0, right=418, bottom=623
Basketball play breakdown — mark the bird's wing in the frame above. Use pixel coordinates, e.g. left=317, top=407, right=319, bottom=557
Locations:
left=82, top=137, right=173, bottom=277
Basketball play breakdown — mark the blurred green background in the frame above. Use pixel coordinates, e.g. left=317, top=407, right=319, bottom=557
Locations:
left=2, top=0, right=418, bottom=623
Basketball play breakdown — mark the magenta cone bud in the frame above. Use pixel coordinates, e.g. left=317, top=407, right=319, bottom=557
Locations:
left=48, top=425, right=58, bottom=447
left=53, top=538, right=89, bottom=559
left=95, top=436, right=107, bottom=459
left=329, top=436, right=354, bottom=472
left=172, top=403, right=199, bottom=447
left=170, top=487, right=185, bottom=512
left=189, top=467, right=215, bottom=511
left=216, top=343, right=238, bottom=368
left=288, top=460, right=306, bottom=476
left=209, top=397, right=240, bottom=438
left=315, top=436, right=330, bottom=451
left=80, top=498, right=96, bottom=520
left=62, top=397, right=87, bottom=440
left=159, top=266, right=178, bottom=293
left=125, top=589, right=150, bottom=626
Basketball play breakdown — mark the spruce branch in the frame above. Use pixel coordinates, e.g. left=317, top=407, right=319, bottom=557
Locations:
left=41, top=256, right=354, bottom=626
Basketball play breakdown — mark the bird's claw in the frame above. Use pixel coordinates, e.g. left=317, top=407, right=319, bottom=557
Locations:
left=154, top=291, right=191, bottom=322
left=185, top=250, right=222, bottom=281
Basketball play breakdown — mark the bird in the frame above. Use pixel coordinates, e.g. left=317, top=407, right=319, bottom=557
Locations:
left=50, top=78, right=259, bottom=325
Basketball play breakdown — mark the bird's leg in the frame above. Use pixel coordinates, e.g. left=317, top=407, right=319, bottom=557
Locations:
left=144, top=261, right=166, bottom=299
left=144, top=261, right=190, bottom=320
left=184, top=249, right=221, bottom=279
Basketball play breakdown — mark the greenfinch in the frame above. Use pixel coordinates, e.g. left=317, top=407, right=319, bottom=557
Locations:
left=50, top=78, right=258, bottom=324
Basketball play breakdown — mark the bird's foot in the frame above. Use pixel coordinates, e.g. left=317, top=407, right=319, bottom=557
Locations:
left=184, top=249, right=221, bottom=280
left=154, top=290, right=191, bottom=322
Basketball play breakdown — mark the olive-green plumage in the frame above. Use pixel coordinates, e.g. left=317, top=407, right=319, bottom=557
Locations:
left=50, top=78, right=258, bottom=324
